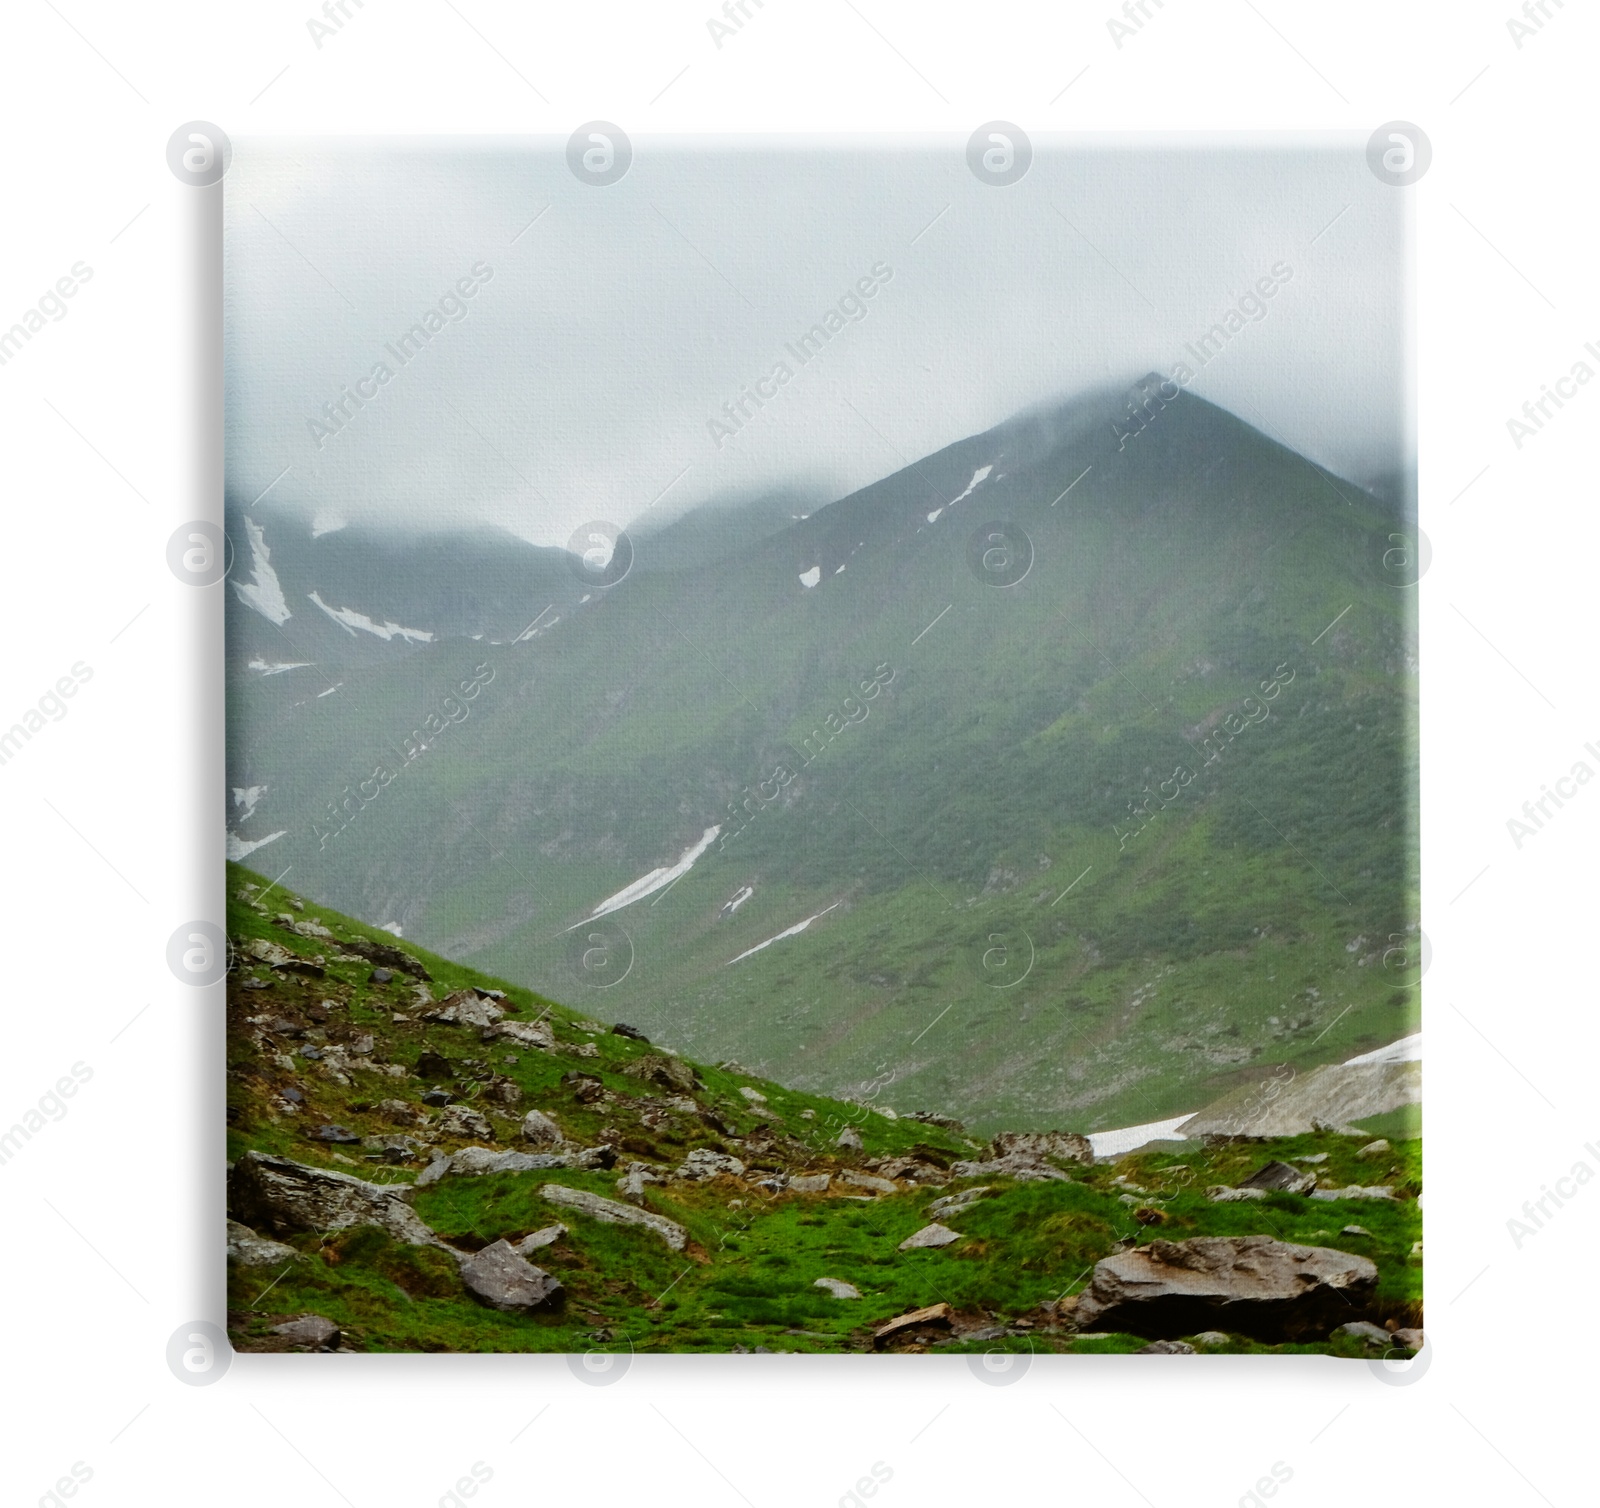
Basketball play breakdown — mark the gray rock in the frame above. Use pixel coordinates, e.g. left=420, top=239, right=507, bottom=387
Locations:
left=520, top=1109, right=564, bottom=1146
left=1391, top=1327, right=1424, bottom=1351
left=990, top=1130, right=1094, bottom=1167
left=458, top=1239, right=563, bottom=1312
left=1297, top=1153, right=1329, bottom=1165
left=434, top=1106, right=494, bottom=1141
left=1332, top=1321, right=1392, bottom=1347
left=787, top=1172, right=831, bottom=1194
left=814, top=1277, right=861, bottom=1299
left=308, top=1124, right=360, bottom=1144
left=927, top=1186, right=991, bottom=1220
left=360, top=1134, right=422, bottom=1165
left=1193, top=1330, right=1231, bottom=1348
left=836, top=1126, right=864, bottom=1152
left=226, top=1219, right=299, bottom=1268
left=422, top=989, right=506, bottom=1029
left=616, top=1164, right=662, bottom=1204
left=624, top=1054, right=698, bottom=1094
left=1135, top=1340, right=1196, bottom=1354
left=272, top=1313, right=340, bottom=1350
left=1356, top=1138, right=1392, bottom=1159
left=495, top=1019, right=556, bottom=1050
left=1340, top=1225, right=1373, bottom=1238
left=898, top=1222, right=962, bottom=1251
left=676, top=1148, right=745, bottom=1181
left=514, top=1224, right=567, bottom=1255
left=1206, top=1185, right=1269, bottom=1202
left=837, top=1169, right=898, bottom=1195
left=228, top=1150, right=442, bottom=1246
left=1239, top=1160, right=1317, bottom=1195
left=950, top=1154, right=1072, bottom=1183
left=540, top=1184, right=687, bottom=1250
left=244, top=937, right=296, bottom=967
left=1309, top=1185, right=1397, bottom=1202
left=1073, top=1236, right=1379, bottom=1342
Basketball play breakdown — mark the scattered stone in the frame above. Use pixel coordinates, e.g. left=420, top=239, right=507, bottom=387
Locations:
left=562, top=1072, right=606, bottom=1104
left=1309, top=1186, right=1397, bottom=1202
left=950, top=1153, right=1072, bottom=1183
left=617, top=1164, right=662, bottom=1204
left=1239, top=1160, right=1317, bottom=1196
left=415, top=1050, right=454, bottom=1081
left=368, top=968, right=394, bottom=984
left=906, top=1111, right=965, bottom=1132
left=351, top=1034, right=374, bottom=1055
left=514, top=1224, right=567, bottom=1255
left=800, top=1109, right=815, bottom=1120
left=229, top=1151, right=442, bottom=1246
left=611, top=1023, right=650, bottom=1042
left=1297, top=1153, right=1329, bottom=1165
left=1333, top=1321, right=1392, bottom=1347
left=787, top=1173, right=831, bottom=1194
left=458, top=1240, right=564, bottom=1312
left=339, top=934, right=431, bottom=981
left=422, top=989, right=506, bottom=1029
left=1206, top=1185, right=1268, bottom=1202
left=872, top=1302, right=953, bottom=1349
left=837, top=1169, right=898, bottom=1195
left=434, top=1106, right=494, bottom=1141
left=243, top=937, right=296, bottom=966
left=540, top=1184, right=688, bottom=1250
left=1341, top=1225, right=1373, bottom=1238
left=308, top=1124, right=360, bottom=1144
left=495, top=1019, right=556, bottom=1051
left=361, top=1134, right=422, bottom=1165
left=420, top=1088, right=454, bottom=1107
left=836, top=1126, right=864, bottom=1151
left=1356, top=1139, right=1392, bottom=1159
left=226, top=1220, right=299, bottom=1268
left=898, top=1223, right=962, bottom=1251
left=990, top=1130, right=1094, bottom=1167
left=624, top=1054, right=699, bottom=1094
left=739, top=1087, right=767, bottom=1103
left=677, top=1148, right=746, bottom=1181
left=1193, top=1330, right=1231, bottom=1348
left=376, top=1098, right=428, bottom=1127
left=272, top=1314, right=340, bottom=1350
left=520, top=1109, right=564, bottom=1146
left=1135, top=1340, right=1196, bottom=1354
left=1072, top=1236, right=1379, bottom=1342
left=1392, top=1328, right=1424, bottom=1351
left=927, top=1187, right=991, bottom=1220
left=814, top=1278, right=861, bottom=1299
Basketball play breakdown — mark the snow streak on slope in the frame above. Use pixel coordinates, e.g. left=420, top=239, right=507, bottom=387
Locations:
left=231, top=517, right=292, bottom=625
left=726, top=901, right=841, bottom=965
left=308, top=591, right=434, bottom=643
left=1343, top=1033, right=1422, bottom=1066
left=227, top=829, right=286, bottom=861
left=586, top=826, right=722, bottom=920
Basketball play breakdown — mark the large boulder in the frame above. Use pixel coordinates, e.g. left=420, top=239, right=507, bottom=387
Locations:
left=990, top=1131, right=1094, bottom=1167
left=458, top=1240, right=563, bottom=1312
left=339, top=934, right=431, bottom=981
left=228, top=1151, right=441, bottom=1246
left=676, top=1148, right=746, bottom=1181
left=1073, top=1236, right=1378, bottom=1342
left=520, top=1109, right=564, bottom=1146
left=898, top=1223, right=962, bottom=1251
left=434, top=1106, right=494, bottom=1141
left=422, top=989, right=505, bottom=1028
left=624, top=1054, right=699, bottom=1094
left=1238, top=1160, right=1317, bottom=1195
left=272, top=1314, right=340, bottom=1350
left=226, top=1219, right=299, bottom=1268
left=540, top=1184, right=687, bottom=1250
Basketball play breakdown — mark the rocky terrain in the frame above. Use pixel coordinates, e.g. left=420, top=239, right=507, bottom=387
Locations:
left=225, top=863, right=1422, bottom=1357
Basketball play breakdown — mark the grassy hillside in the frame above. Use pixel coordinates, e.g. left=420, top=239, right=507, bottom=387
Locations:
left=225, top=865, right=1421, bottom=1356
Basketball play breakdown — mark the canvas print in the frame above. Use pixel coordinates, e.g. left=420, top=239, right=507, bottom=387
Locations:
left=223, top=133, right=1420, bottom=1358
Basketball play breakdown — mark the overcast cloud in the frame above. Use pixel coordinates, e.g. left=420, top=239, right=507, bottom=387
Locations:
left=224, top=136, right=1408, bottom=545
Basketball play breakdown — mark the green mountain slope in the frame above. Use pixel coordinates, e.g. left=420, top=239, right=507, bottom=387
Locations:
left=224, top=866, right=1421, bottom=1356
left=227, top=381, right=1419, bottom=1132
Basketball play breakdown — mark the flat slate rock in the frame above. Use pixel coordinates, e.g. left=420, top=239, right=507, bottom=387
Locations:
left=228, top=1150, right=442, bottom=1247
left=540, top=1184, right=687, bottom=1250
left=1073, top=1235, right=1379, bottom=1343
left=1309, top=1186, right=1397, bottom=1202
left=873, top=1302, right=952, bottom=1348
left=458, top=1240, right=564, bottom=1312
left=1135, top=1339, right=1196, bottom=1354
left=272, top=1313, right=340, bottom=1350
left=514, top=1224, right=567, bottom=1255
left=814, top=1278, right=861, bottom=1299
left=1239, top=1160, right=1317, bottom=1195
left=226, top=1219, right=299, bottom=1268
left=898, top=1223, right=962, bottom=1251
left=787, top=1173, right=831, bottom=1194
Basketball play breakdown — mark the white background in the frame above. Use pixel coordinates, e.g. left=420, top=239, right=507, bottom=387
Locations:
left=0, top=2, right=1590, bottom=1504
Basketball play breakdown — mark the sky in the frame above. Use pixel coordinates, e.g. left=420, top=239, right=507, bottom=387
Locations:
left=224, top=136, right=1409, bottom=547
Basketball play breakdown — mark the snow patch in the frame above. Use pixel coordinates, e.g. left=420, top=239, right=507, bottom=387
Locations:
left=316, top=683, right=343, bottom=698
left=947, top=464, right=992, bottom=507
left=232, top=785, right=267, bottom=821
left=231, top=517, right=292, bottom=626
left=926, top=508, right=942, bottom=523
left=1343, top=1033, right=1422, bottom=1067
left=718, top=885, right=754, bottom=920
left=310, top=513, right=347, bottom=538
left=726, top=902, right=841, bottom=965
left=587, top=825, right=722, bottom=920
left=798, top=566, right=820, bottom=589
left=380, top=922, right=404, bottom=937
left=308, top=592, right=434, bottom=643
left=247, top=657, right=312, bottom=676
left=1086, top=1115, right=1193, bottom=1159
left=226, top=828, right=286, bottom=861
